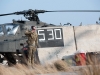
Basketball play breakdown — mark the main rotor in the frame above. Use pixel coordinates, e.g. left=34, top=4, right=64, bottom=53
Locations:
left=0, top=9, right=100, bottom=24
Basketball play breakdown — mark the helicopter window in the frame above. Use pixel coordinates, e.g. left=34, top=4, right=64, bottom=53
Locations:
left=5, top=24, right=19, bottom=35
left=0, top=26, right=4, bottom=36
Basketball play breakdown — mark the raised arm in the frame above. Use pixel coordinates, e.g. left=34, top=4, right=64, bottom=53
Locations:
left=24, top=30, right=33, bottom=37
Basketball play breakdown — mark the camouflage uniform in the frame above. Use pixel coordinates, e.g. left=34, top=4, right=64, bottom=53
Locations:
left=25, top=30, right=38, bottom=65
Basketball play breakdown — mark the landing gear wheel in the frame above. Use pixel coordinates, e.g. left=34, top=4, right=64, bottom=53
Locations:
left=3, top=53, right=16, bottom=66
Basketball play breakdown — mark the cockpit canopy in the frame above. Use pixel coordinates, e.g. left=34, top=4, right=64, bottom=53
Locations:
left=0, top=24, right=19, bottom=36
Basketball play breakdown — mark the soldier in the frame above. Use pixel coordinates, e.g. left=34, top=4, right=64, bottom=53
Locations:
left=24, top=26, right=38, bottom=66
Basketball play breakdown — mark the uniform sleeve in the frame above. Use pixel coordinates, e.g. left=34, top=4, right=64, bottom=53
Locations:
left=35, top=33, right=38, bottom=48
left=24, top=30, right=32, bottom=36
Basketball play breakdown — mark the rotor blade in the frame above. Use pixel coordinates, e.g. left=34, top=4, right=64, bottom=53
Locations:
left=0, top=13, right=16, bottom=16
left=45, top=10, right=100, bottom=12
left=0, top=10, right=100, bottom=16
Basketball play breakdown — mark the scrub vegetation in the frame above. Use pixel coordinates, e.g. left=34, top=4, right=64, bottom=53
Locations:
left=0, top=60, right=70, bottom=75
left=0, top=53, right=100, bottom=75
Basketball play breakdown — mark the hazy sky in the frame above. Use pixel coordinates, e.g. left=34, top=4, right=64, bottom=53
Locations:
left=0, top=0, right=100, bottom=26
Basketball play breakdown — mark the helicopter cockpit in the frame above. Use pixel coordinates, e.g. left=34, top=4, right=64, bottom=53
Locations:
left=0, top=24, right=19, bottom=36
left=0, top=26, right=4, bottom=36
left=6, top=24, right=19, bottom=35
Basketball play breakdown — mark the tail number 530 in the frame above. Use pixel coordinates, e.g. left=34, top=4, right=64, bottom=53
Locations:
left=38, top=28, right=63, bottom=42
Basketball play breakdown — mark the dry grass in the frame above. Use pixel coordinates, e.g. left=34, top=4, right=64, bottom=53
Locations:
left=0, top=60, right=71, bottom=75
left=77, top=53, right=100, bottom=75
left=0, top=53, right=100, bottom=75
left=53, top=60, right=71, bottom=72
left=78, top=65, right=100, bottom=75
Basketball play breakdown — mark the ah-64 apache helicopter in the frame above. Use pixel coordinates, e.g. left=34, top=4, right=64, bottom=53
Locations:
left=0, top=9, right=100, bottom=65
